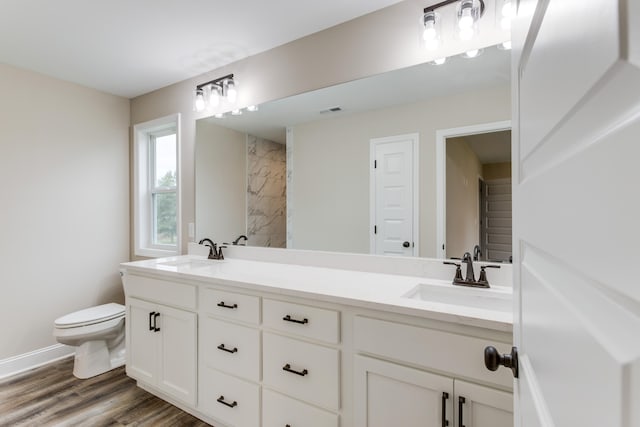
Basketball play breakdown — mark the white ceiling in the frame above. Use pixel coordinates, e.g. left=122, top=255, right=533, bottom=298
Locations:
left=0, top=0, right=404, bottom=98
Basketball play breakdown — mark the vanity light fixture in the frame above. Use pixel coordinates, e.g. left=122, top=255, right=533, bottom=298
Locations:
left=423, top=0, right=485, bottom=45
left=193, top=74, right=237, bottom=112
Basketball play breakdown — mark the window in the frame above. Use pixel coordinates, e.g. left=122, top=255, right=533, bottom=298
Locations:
left=134, top=114, right=181, bottom=257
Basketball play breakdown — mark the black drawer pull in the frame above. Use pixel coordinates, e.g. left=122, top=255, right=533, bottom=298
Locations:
left=283, top=363, right=308, bottom=376
left=283, top=314, right=308, bottom=325
left=153, top=312, right=160, bottom=332
left=217, top=395, right=238, bottom=408
left=217, top=301, right=238, bottom=309
left=217, top=344, right=238, bottom=354
left=149, top=311, right=156, bottom=331
left=442, top=391, right=449, bottom=427
left=458, top=396, right=466, bottom=427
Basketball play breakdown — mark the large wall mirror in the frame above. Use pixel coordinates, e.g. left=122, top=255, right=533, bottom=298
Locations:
left=195, top=44, right=511, bottom=260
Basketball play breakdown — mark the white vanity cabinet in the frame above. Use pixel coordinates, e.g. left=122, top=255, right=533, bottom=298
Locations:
left=125, top=282, right=197, bottom=407
left=353, top=316, right=513, bottom=427
left=198, top=287, right=262, bottom=426
left=262, top=299, right=341, bottom=426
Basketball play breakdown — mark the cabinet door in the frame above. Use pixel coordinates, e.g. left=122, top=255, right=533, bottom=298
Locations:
left=454, top=380, right=512, bottom=427
left=156, top=304, right=197, bottom=406
left=354, top=355, right=453, bottom=427
left=126, top=297, right=158, bottom=384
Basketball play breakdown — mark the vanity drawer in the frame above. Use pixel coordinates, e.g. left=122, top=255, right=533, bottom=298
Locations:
left=198, top=367, right=259, bottom=427
left=200, top=287, right=260, bottom=325
left=124, top=274, right=196, bottom=310
left=263, top=299, right=340, bottom=344
left=200, top=316, right=260, bottom=382
left=263, top=332, right=340, bottom=411
left=263, top=388, right=339, bottom=427
left=353, top=316, right=513, bottom=388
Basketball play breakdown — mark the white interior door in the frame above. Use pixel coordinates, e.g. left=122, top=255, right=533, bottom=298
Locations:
left=513, top=1, right=640, bottom=426
left=370, top=134, right=418, bottom=256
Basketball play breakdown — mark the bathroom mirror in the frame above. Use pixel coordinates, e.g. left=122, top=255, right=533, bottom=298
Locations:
left=195, top=44, right=511, bottom=259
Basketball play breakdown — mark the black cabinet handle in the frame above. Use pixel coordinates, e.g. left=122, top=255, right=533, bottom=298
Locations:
left=217, top=344, right=238, bottom=354
left=149, top=312, right=156, bottom=331
left=458, top=396, right=466, bottom=427
left=282, top=363, right=308, bottom=376
left=153, top=312, right=160, bottom=332
left=217, top=301, right=238, bottom=309
left=441, top=392, right=449, bottom=427
left=283, top=314, right=308, bottom=325
left=217, top=395, right=237, bottom=408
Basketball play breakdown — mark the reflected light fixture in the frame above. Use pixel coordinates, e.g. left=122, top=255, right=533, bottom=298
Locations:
left=247, top=105, right=259, bottom=112
left=462, top=48, right=483, bottom=58
left=193, top=74, right=237, bottom=112
left=433, top=57, right=447, bottom=65
left=422, top=11, right=441, bottom=50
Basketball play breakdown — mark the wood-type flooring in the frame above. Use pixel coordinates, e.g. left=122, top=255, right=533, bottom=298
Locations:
left=0, top=357, right=212, bottom=426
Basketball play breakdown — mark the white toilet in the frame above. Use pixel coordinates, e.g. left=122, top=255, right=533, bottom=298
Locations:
left=53, top=303, right=126, bottom=379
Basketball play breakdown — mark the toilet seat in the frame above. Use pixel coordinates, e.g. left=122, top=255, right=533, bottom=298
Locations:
left=55, top=303, right=125, bottom=329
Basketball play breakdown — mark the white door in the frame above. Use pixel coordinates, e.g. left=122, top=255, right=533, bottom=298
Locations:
left=157, top=304, right=197, bottom=406
left=511, top=1, right=640, bottom=426
left=354, top=355, right=454, bottom=427
left=126, top=297, right=158, bottom=384
left=455, top=379, right=513, bottom=427
left=370, top=134, right=418, bottom=256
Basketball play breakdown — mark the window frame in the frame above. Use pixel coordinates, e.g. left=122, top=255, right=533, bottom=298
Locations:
left=133, top=114, right=181, bottom=258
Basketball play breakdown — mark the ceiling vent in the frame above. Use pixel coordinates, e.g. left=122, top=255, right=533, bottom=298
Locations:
left=319, top=106, right=343, bottom=114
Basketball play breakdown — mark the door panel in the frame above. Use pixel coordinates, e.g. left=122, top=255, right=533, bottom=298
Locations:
left=157, top=305, right=197, bottom=406
left=354, top=355, right=453, bottom=427
left=514, top=0, right=640, bottom=426
left=126, top=298, right=157, bottom=384
left=371, top=134, right=417, bottom=256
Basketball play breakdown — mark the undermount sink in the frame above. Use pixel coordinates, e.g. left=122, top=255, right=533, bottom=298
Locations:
left=402, top=282, right=512, bottom=312
left=158, top=258, right=223, bottom=268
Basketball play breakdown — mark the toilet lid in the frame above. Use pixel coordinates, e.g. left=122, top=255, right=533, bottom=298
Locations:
left=54, top=303, right=125, bottom=328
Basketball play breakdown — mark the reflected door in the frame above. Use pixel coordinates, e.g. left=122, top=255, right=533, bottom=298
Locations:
left=370, top=134, right=417, bottom=256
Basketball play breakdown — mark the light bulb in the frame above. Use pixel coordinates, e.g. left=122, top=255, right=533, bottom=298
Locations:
left=210, top=86, right=220, bottom=108
left=458, top=7, right=473, bottom=29
left=423, top=25, right=436, bottom=41
left=465, top=49, right=480, bottom=58
left=194, top=90, right=205, bottom=112
left=433, top=57, right=446, bottom=65
left=226, top=80, right=237, bottom=104
left=459, top=27, right=475, bottom=40
left=502, top=1, right=514, bottom=18
left=247, top=105, right=258, bottom=112
left=231, top=109, right=242, bottom=116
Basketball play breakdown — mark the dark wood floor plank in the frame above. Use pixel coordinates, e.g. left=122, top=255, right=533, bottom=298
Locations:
left=0, top=357, right=212, bottom=427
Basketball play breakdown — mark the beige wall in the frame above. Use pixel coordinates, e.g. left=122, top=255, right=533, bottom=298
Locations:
left=483, top=162, right=512, bottom=180
left=129, top=0, right=508, bottom=255
left=0, top=63, right=130, bottom=360
left=195, top=120, right=247, bottom=244
left=292, top=84, right=509, bottom=257
left=446, top=138, right=483, bottom=258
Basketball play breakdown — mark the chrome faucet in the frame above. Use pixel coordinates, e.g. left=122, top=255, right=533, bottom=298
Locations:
left=443, top=252, right=501, bottom=288
left=198, top=238, right=226, bottom=260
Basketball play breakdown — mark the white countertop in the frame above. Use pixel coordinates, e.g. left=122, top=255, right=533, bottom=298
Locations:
left=121, top=255, right=513, bottom=333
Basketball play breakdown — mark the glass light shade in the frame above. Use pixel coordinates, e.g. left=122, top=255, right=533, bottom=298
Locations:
left=194, top=90, right=205, bottom=112
left=498, top=0, right=513, bottom=30
left=231, top=109, right=242, bottom=116
left=456, top=0, right=481, bottom=40
left=210, top=85, right=220, bottom=108
left=247, top=105, right=258, bottom=112
left=433, top=57, right=447, bottom=65
left=422, top=11, right=441, bottom=50
left=463, top=48, right=483, bottom=58
left=226, top=80, right=237, bottom=104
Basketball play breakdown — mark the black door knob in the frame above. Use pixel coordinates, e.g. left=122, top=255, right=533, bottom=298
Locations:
left=484, top=346, right=519, bottom=378
left=403, top=241, right=410, bottom=248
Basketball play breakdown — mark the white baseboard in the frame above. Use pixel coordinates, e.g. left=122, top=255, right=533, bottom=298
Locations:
left=0, top=344, right=74, bottom=380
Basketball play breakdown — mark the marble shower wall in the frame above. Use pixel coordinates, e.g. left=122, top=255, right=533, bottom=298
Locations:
left=247, top=135, right=286, bottom=248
